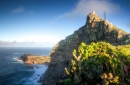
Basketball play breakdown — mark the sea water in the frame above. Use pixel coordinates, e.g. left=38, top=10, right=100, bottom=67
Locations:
left=0, top=47, right=52, bottom=85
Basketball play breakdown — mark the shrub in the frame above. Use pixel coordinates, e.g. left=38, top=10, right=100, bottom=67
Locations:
left=61, top=42, right=130, bottom=85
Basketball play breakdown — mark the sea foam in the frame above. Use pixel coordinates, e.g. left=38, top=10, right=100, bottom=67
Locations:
left=24, top=64, right=48, bottom=85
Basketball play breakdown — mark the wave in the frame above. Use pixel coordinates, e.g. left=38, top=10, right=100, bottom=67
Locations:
left=24, top=64, right=48, bottom=85
left=12, top=53, right=24, bottom=55
left=11, top=56, right=48, bottom=85
left=12, top=57, right=23, bottom=64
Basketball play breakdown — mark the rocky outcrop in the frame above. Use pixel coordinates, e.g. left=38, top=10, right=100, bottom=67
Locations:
left=43, top=11, right=130, bottom=85
left=19, top=54, right=51, bottom=64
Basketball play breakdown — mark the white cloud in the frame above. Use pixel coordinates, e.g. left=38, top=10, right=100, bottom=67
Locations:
left=0, top=41, right=55, bottom=47
left=62, top=0, right=120, bottom=17
left=11, top=6, right=24, bottom=14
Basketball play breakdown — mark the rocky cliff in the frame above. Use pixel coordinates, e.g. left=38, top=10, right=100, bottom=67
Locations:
left=43, top=11, right=130, bottom=85
left=19, top=54, right=50, bottom=64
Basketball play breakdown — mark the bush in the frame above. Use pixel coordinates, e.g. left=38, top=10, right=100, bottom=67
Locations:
left=57, top=78, right=72, bottom=85
left=60, top=42, right=130, bottom=85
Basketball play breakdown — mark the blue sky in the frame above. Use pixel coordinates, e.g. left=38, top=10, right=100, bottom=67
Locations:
left=0, top=0, right=130, bottom=47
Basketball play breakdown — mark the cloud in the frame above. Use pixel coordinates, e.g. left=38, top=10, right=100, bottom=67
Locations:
left=11, top=6, right=24, bottom=14
left=61, top=0, right=120, bottom=18
left=0, top=41, right=55, bottom=47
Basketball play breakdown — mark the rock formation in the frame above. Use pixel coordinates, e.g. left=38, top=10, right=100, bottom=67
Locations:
left=42, top=11, right=130, bottom=85
left=19, top=54, right=50, bottom=64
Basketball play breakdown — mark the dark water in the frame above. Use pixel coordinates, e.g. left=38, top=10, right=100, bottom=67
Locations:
left=0, top=47, right=52, bottom=85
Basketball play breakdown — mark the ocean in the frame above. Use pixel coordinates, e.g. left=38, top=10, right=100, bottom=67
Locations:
left=0, top=47, right=52, bottom=85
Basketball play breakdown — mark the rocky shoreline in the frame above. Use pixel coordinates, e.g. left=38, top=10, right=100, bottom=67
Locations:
left=19, top=54, right=51, bottom=65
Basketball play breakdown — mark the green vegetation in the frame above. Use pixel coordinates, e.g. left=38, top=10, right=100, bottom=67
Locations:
left=57, top=42, right=130, bottom=85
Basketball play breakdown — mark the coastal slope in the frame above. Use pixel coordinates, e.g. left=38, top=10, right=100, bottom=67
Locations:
left=43, top=11, right=130, bottom=85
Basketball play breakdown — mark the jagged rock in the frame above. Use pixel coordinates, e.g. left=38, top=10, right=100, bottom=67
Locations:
left=19, top=54, right=51, bottom=64
left=42, top=11, right=130, bottom=85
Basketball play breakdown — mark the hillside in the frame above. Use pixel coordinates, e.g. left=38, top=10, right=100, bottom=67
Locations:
left=42, top=11, right=130, bottom=85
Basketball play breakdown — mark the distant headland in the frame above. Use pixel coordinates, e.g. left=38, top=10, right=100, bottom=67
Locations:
left=19, top=54, right=50, bottom=65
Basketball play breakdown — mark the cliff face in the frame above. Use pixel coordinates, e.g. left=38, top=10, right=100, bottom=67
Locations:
left=43, top=11, right=130, bottom=85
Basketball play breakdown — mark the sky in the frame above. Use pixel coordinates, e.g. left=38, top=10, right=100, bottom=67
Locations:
left=0, top=0, right=130, bottom=47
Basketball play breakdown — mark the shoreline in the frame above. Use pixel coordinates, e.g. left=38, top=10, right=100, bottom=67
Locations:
left=15, top=56, right=49, bottom=85
left=25, top=64, right=48, bottom=85
left=18, top=54, right=51, bottom=84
